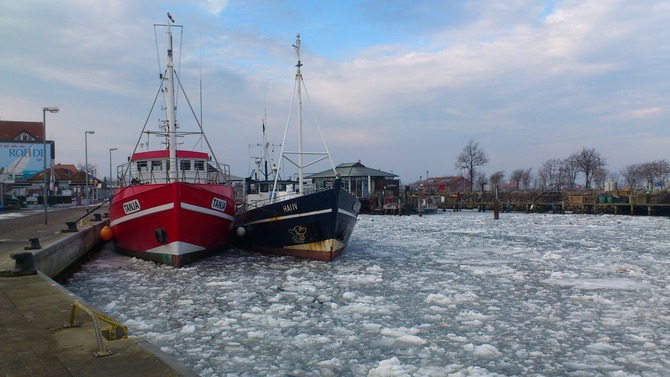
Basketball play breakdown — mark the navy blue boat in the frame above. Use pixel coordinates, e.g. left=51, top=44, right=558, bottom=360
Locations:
left=233, top=35, right=360, bottom=261
left=234, top=178, right=360, bottom=261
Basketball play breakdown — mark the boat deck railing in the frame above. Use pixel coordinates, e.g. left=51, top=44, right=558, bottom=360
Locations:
left=117, top=160, right=231, bottom=186
left=237, top=185, right=325, bottom=213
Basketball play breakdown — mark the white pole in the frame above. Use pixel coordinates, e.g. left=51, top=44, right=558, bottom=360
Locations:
left=85, top=130, right=95, bottom=206
left=43, top=110, right=47, bottom=223
left=166, top=13, right=178, bottom=183
left=109, top=147, right=117, bottom=199
left=42, top=107, right=58, bottom=224
left=294, top=34, right=304, bottom=195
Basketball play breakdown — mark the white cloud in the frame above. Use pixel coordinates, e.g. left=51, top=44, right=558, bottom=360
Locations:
left=201, top=0, right=228, bottom=16
left=1, top=0, right=668, bottom=181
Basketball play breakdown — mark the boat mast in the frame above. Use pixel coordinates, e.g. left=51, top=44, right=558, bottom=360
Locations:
left=166, top=13, right=178, bottom=182
left=293, top=34, right=304, bottom=195
left=262, top=117, right=269, bottom=181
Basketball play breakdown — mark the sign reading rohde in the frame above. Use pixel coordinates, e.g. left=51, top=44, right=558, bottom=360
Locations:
left=0, top=142, right=53, bottom=178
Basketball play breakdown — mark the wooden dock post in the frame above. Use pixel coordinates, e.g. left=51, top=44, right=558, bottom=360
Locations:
left=593, top=196, right=597, bottom=214
left=561, top=193, right=566, bottom=214
left=493, top=185, right=500, bottom=220
left=418, top=184, right=423, bottom=217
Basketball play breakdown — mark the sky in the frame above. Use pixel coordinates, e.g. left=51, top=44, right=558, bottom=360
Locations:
left=1, top=0, right=669, bottom=183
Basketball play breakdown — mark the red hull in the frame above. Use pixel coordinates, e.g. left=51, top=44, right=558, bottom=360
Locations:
left=109, top=182, right=235, bottom=267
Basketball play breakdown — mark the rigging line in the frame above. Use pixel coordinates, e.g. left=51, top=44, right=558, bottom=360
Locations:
left=262, top=83, right=277, bottom=179
left=173, top=70, right=227, bottom=181
left=153, top=24, right=162, bottom=79
left=272, top=77, right=299, bottom=200
left=121, top=78, right=166, bottom=181
left=154, top=26, right=168, bottom=128
left=300, top=78, right=336, bottom=175
left=176, top=25, right=184, bottom=115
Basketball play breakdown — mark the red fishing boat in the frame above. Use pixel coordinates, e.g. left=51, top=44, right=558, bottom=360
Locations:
left=108, top=14, right=235, bottom=267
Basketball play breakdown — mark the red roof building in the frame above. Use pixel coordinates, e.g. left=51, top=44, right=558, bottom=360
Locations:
left=415, top=176, right=471, bottom=194
left=0, top=120, right=44, bottom=142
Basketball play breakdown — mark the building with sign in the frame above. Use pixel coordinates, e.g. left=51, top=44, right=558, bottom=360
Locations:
left=0, top=120, right=54, bottom=181
left=1, top=120, right=55, bottom=208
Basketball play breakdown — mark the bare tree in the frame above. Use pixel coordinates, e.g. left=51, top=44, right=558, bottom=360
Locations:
left=570, top=147, right=606, bottom=190
left=454, top=139, right=489, bottom=192
left=619, top=164, right=639, bottom=190
left=592, top=166, right=608, bottom=190
left=637, top=162, right=655, bottom=190
left=657, top=160, right=670, bottom=185
left=521, top=168, right=533, bottom=190
left=509, top=168, right=532, bottom=190
left=489, top=171, right=505, bottom=186
left=539, top=159, right=562, bottom=190
left=535, top=170, right=548, bottom=190
left=561, top=155, right=580, bottom=191
left=638, top=160, right=670, bottom=190
left=77, top=163, right=97, bottom=178
left=474, top=172, right=487, bottom=191
left=510, top=169, right=524, bottom=190
left=607, top=170, right=620, bottom=187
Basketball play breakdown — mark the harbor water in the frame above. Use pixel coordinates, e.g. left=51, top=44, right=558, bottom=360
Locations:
left=66, top=211, right=670, bottom=376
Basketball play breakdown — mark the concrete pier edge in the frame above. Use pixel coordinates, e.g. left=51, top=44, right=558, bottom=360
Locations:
left=0, top=207, right=197, bottom=377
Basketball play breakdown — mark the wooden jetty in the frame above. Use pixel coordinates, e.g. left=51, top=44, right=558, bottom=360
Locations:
left=373, top=190, right=670, bottom=216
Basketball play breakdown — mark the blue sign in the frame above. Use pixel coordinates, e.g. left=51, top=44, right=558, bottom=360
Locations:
left=0, top=142, right=53, bottom=179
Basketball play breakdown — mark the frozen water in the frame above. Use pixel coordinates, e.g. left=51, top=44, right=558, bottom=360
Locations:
left=66, top=211, right=670, bottom=376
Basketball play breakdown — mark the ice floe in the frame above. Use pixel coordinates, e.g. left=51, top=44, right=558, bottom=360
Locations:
left=66, top=211, right=670, bottom=376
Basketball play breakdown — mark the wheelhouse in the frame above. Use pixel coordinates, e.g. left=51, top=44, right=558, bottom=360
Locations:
left=117, top=150, right=229, bottom=186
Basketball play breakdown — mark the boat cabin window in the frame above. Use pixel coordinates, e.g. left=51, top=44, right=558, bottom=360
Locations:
left=136, top=161, right=148, bottom=171
left=180, top=160, right=191, bottom=171
left=151, top=160, right=162, bottom=171
left=195, top=160, right=205, bottom=171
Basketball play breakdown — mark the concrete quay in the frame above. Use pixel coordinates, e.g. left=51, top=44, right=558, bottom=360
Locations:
left=0, top=205, right=195, bottom=377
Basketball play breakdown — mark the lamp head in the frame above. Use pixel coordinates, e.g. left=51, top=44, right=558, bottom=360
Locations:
left=110, top=147, right=118, bottom=151
left=43, top=107, right=59, bottom=113
left=85, top=130, right=95, bottom=134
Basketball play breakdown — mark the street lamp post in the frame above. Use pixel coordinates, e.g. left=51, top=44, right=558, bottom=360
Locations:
left=109, top=148, right=117, bottom=200
left=42, top=107, right=59, bottom=224
left=84, top=130, right=95, bottom=207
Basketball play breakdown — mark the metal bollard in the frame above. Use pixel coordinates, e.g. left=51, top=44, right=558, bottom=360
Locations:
left=64, top=221, right=78, bottom=232
left=9, top=252, right=37, bottom=276
left=24, top=237, right=42, bottom=250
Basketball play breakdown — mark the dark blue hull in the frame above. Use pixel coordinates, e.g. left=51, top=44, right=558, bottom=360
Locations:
left=234, top=183, right=360, bottom=261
